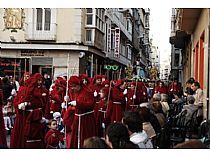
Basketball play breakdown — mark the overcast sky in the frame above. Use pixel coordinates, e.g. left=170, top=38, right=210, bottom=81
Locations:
left=149, top=8, right=172, bottom=66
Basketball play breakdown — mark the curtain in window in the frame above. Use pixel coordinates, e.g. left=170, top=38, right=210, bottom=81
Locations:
left=36, top=8, right=42, bottom=30
left=44, top=8, right=51, bottom=30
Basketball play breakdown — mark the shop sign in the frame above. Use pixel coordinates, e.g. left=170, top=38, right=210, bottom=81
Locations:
left=114, top=28, right=120, bottom=58
left=104, top=65, right=119, bottom=71
left=21, top=50, right=44, bottom=56
left=107, top=26, right=111, bottom=53
left=0, top=63, right=20, bottom=67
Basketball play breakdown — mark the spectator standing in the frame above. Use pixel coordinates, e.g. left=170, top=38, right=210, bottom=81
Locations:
left=105, top=122, right=139, bottom=149
left=122, top=111, right=153, bottom=148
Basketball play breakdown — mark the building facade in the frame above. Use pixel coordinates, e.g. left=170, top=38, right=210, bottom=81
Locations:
left=169, top=8, right=210, bottom=119
left=0, top=8, right=151, bottom=81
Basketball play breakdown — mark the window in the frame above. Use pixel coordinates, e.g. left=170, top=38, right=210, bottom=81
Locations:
left=86, top=8, right=94, bottom=25
left=36, top=8, right=43, bottom=30
left=86, top=30, right=92, bottom=42
left=36, top=8, right=51, bottom=31
left=95, top=8, right=104, bottom=32
left=87, top=8, right=92, bottom=13
left=44, top=8, right=51, bottom=30
left=126, top=46, right=132, bottom=60
left=87, top=15, right=93, bottom=25
left=174, top=53, right=180, bottom=67
left=111, top=29, right=115, bottom=49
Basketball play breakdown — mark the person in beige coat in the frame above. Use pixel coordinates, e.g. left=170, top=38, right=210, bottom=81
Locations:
left=191, top=81, right=203, bottom=124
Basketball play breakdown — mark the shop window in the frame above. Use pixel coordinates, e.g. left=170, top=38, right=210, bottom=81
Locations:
left=0, top=58, right=29, bottom=80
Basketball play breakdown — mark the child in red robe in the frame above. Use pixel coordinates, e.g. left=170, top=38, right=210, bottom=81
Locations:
left=45, top=119, right=64, bottom=149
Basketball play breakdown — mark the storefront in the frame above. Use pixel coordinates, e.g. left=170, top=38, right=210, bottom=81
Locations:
left=0, top=57, right=29, bottom=80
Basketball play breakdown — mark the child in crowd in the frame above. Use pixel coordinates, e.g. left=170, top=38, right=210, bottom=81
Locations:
left=53, top=112, right=64, bottom=133
left=45, top=119, right=64, bottom=149
left=2, top=106, right=12, bottom=131
left=2, top=98, right=14, bottom=131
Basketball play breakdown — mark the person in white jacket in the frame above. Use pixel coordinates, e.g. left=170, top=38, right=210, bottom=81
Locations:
left=122, top=111, right=153, bottom=148
left=191, top=81, right=204, bottom=124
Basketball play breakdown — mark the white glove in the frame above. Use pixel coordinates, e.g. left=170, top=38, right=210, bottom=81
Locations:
left=42, top=93, right=47, bottom=96
left=11, top=89, right=17, bottom=96
left=143, top=92, right=146, bottom=95
left=170, top=89, right=173, bottom=92
left=18, top=102, right=27, bottom=110
left=94, top=90, right=98, bottom=97
left=102, top=123, right=105, bottom=129
left=133, top=95, right=136, bottom=99
left=69, top=101, right=76, bottom=106
left=64, top=95, right=70, bottom=102
left=40, top=117, right=48, bottom=123
left=123, top=89, right=128, bottom=95
left=125, top=97, right=128, bottom=102
left=61, top=102, right=67, bottom=109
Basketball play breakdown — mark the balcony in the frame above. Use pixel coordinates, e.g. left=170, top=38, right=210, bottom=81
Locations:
left=25, top=23, right=57, bottom=41
left=170, top=9, right=202, bottom=48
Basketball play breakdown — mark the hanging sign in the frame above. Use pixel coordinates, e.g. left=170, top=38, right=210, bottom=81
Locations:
left=114, top=28, right=120, bottom=58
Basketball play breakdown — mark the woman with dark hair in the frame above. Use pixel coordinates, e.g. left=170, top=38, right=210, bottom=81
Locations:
left=105, top=122, right=138, bottom=149
left=83, top=136, right=110, bottom=149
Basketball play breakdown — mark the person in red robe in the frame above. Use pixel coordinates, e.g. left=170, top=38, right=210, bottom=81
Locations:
left=0, top=78, right=7, bottom=147
left=10, top=73, right=32, bottom=148
left=105, top=80, right=126, bottom=123
left=18, top=72, right=31, bottom=86
left=95, top=87, right=109, bottom=137
left=79, top=74, right=90, bottom=88
left=154, top=81, right=168, bottom=94
left=63, top=76, right=96, bottom=148
left=45, top=119, right=64, bottom=149
left=11, top=73, right=50, bottom=148
left=49, top=77, right=66, bottom=114
left=137, top=81, right=149, bottom=103
left=126, top=81, right=141, bottom=111
left=168, top=80, right=181, bottom=95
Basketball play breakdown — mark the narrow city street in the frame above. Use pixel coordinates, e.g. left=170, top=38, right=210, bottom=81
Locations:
left=0, top=8, right=210, bottom=151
